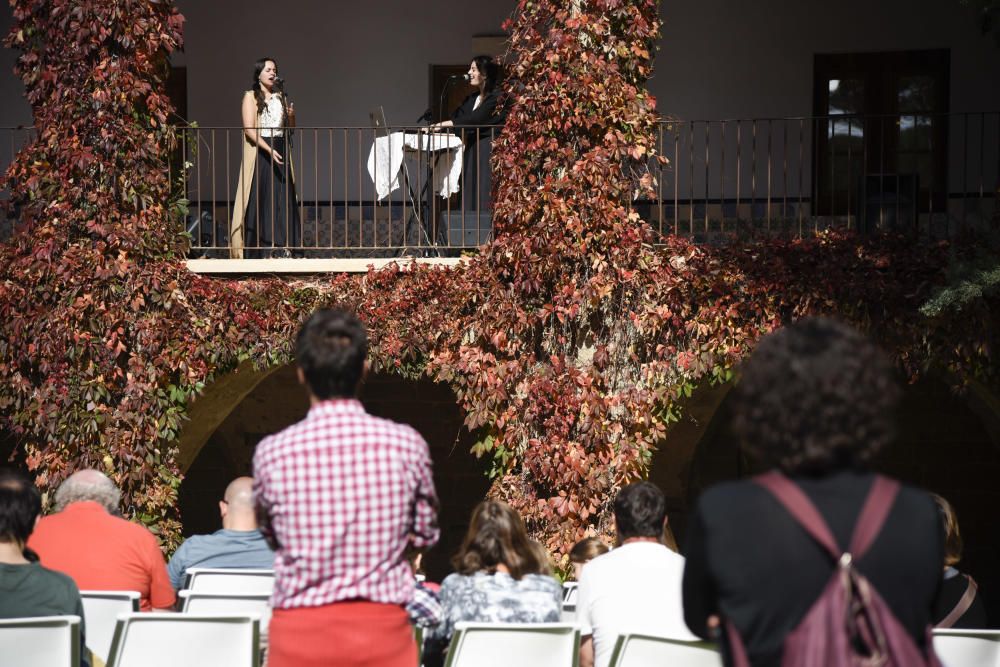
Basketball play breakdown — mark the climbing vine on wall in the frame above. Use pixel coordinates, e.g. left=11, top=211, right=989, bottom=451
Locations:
left=1, top=0, right=996, bottom=562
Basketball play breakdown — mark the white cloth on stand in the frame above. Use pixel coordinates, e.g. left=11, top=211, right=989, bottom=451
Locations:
left=367, top=131, right=464, bottom=200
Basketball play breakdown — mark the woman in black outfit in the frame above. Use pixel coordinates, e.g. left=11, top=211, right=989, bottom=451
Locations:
left=429, top=55, right=506, bottom=211
left=682, top=318, right=944, bottom=666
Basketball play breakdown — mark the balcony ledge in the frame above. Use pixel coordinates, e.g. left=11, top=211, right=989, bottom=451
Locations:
left=186, top=256, right=466, bottom=275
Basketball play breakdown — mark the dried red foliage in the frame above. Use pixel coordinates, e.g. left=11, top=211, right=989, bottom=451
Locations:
left=0, top=0, right=995, bottom=561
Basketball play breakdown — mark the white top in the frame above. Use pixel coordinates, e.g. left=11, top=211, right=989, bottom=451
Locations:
left=258, top=94, right=284, bottom=137
left=576, top=542, right=698, bottom=667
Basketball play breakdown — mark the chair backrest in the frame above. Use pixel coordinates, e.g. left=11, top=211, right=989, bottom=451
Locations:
left=562, top=582, right=579, bottom=604
left=444, top=622, right=580, bottom=667
left=105, top=612, right=260, bottom=667
left=561, top=582, right=579, bottom=622
left=184, top=567, right=275, bottom=594
left=80, top=590, right=140, bottom=664
left=933, top=629, right=1000, bottom=667
left=607, top=633, right=722, bottom=667
left=0, top=615, right=80, bottom=667
left=179, top=590, right=273, bottom=636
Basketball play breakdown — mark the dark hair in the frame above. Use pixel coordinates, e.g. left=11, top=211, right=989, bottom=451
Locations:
left=296, top=309, right=368, bottom=399
left=731, top=317, right=900, bottom=474
left=569, top=537, right=609, bottom=564
left=614, top=482, right=667, bottom=541
left=251, top=56, right=287, bottom=124
left=452, top=500, right=550, bottom=580
left=931, top=493, right=963, bottom=567
left=0, top=468, right=41, bottom=545
left=472, top=55, right=500, bottom=94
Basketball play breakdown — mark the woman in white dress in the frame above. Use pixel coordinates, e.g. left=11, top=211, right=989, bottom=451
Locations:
left=230, top=57, right=300, bottom=258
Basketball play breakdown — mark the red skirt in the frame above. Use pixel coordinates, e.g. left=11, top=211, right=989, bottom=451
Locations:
left=268, top=601, right=416, bottom=667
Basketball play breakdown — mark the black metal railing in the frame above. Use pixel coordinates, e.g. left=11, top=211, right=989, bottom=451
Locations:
left=1, top=112, right=997, bottom=256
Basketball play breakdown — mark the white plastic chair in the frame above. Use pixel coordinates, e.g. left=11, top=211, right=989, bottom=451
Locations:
left=444, top=622, right=580, bottom=667
left=178, top=590, right=272, bottom=637
left=105, top=612, right=260, bottom=667
left=183, top=567, right=275, bottom=594
left=80, top=590, right=140, bottom=665
left=561, top=582, right=579, bottom=623
left=0, top=615, right=81, bottom=667
left=933, top=629, right=1000, bottom=667
left=607, top=633, right=722, bottom=667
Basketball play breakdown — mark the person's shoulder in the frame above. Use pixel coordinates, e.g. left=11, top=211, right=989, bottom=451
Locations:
left=520, top=573, right=561, bottom=592
left=889, top=479, right=940, bottom=527
left=694, top=478, right=772, bottom=517
left=440, top=572, right=472, bottom=591
left=109, top=513, right=164, bottom=546
left=33, top=562, right=81, bottom=596
left=362, top=412, right=428, bottom=449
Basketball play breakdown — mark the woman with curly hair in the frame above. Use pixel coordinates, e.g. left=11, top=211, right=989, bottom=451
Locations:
left=682, top=317, right=943, bottom=666
left=422, top=500, right=562, bottom=667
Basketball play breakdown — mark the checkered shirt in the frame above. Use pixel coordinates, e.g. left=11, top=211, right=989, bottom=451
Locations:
left=407, top=581, right=444, bottom=628
left=253, top=399, right=439, bottom=609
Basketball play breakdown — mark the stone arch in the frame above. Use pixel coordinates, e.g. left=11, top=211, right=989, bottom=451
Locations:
left=175, top=364, right=490, bottom=581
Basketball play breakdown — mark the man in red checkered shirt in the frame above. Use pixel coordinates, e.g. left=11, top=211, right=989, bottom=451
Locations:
left=253, top=309, right=439, bottom=667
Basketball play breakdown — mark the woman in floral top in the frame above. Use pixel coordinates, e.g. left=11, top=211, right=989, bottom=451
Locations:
left=423, top=500, right=563, bottom=666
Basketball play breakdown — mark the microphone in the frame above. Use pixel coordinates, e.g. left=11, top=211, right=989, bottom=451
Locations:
left=416, top=108, right=434, bottom=123
left=448, top=74, right=471, bottom=82
left=274, top=76, right=285, bottom=89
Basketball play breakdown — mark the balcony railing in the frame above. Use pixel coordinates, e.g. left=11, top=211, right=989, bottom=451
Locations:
left=1, top=112, right=997, bottom=262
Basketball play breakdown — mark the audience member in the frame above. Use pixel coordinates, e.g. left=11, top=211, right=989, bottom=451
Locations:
left=568, top=536, right=609, bottom=580
left=254, top=308, right=439, bottom=667
left=931, top=493, right=988, bottom=628
left=682, top=317, right=943, bottom=666
left=405, top=548, right=443, bottom=629
left=0, top=469, right=89, bottom=667
left=167, top=476, right=274, bottom=590
left=28, top=469, right=175, bottom=611
left=423, top=500, right=562, bottom=667
left=577, top=482, right=696, bottom=667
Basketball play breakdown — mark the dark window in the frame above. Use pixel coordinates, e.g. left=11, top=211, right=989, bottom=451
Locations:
left=813, top=50, right=949, bottom=217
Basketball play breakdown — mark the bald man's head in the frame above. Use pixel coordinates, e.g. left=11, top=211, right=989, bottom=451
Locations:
left=220, top=476, right=257, bottom=530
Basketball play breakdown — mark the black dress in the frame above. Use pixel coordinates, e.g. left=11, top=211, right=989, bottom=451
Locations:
left=450, top=88, right=507, bottom=211
left=682, top=470, right=944, bottom=667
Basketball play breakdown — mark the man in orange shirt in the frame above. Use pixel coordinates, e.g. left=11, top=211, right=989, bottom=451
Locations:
left=28, top=469, right=175, bottom=611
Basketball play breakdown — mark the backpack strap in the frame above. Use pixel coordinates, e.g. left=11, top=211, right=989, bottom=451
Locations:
left=936, top=575, right=979, bottom=629
left=755, top=471, right=899, bottom=560
left=847, top=475, right=900, bottom=557
left=755, top=471, right=840, bottom=559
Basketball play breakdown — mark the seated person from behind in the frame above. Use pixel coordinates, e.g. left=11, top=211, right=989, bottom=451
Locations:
left=28, top=469, right=175, bottom=611
left=167, top=476, right=275, bottom=590
left=931, top=493, right=988, bottom=628
left=423, top=500, right=562, bottom=667
left=577, top=482, right=697, bottom=667
left=568, top=537, right=609, bottom=581
left=0, top=468, right=89, bottom=667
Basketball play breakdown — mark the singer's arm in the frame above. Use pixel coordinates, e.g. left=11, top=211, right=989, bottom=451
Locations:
left=241, top=91, right=283, bottom=163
